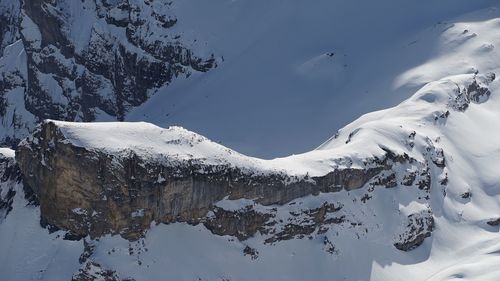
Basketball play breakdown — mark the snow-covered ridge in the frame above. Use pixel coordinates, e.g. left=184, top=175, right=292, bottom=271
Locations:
left=9, top=69, right=500, bottom=280
left=45, top=120, right=264, bottom=171
left=43, top=71, right=495, bottom=179
left=21, top=71, right=488, bottom=243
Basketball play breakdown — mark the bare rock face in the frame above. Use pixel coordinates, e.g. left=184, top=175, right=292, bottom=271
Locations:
left=487, top=218, right=500, bottom=226
left=449, top=73, right=495, bottom=111
left=0, top=1, right=20, bottom=57
left=72, top=261, right=135, bottom=281
left=394, top=210, right=434, bottom=251
left=0, top=149, right=23, bottom=221
left=0, top=0, right=217, bottom=146
left=204, top=206, right=274, bottom=240
left=16, top=121, right=411, bottom=240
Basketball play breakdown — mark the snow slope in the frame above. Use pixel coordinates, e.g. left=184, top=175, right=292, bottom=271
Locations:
left=0, top=149, right=82, bottom=281
left=2, top=0, right=497, bottom=157
left=127, top=0, right=497, bottom=158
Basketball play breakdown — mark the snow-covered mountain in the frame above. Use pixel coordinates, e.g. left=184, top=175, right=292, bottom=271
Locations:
left=2, top=1, right=500, bottom=281
left=5, top=70, right=499, bottom=281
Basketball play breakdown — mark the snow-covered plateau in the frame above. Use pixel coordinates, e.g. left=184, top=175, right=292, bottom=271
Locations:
left=2, top=1, right=500, bottom=281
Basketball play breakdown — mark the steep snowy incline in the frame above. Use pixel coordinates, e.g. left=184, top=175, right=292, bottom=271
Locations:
left=52, top=72, right=495, bottom=179
left=1, top=0, right=497, bottom=157
left=127, top=0, right=496, bottom=158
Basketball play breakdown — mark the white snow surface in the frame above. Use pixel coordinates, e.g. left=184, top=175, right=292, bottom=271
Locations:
left=46, top=70, right=496, bottom=178
left=1, top=0, right=498, bottom=158
left=125, top=0, right=497, bottom=158
left=0, top=148, right=15, bottom=158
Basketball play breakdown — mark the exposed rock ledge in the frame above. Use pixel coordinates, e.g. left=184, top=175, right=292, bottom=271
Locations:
left=16, top=120, right=411, bottom=240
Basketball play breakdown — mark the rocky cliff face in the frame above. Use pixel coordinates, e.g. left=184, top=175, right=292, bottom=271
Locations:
left=16, top=120, right=434, bottom=248
left=0, top=149, right=22, bottom=221
left=13, top=72, right=494, bottom=252
left=0, top=0, right=216, bottom=146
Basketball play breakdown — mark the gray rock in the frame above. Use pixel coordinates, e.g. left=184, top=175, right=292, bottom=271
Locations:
left=0, top=0, right=217, bottom=146
left=16, top=121, right=407, bottom=240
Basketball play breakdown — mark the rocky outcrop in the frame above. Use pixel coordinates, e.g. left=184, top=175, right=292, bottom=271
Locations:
left=394, top=210, right=434, bottom=251
left=0, top=1, right=20, bottom=57
left=263, top=202, right=345, bottom=244
left=13, top=73, right=482, bottom=248
left=204, top=206, right=274, bottom=240
left=449, top=73, right=495, bottom=111
left=0, top=0, right=217, bottom=146
left=72, top=261, right=135, bottom=281
left=16, top=121, right=416, bottom=240
left=487, top=218, right=500, bottom=226
left=0, top=149, right=21, bottom=220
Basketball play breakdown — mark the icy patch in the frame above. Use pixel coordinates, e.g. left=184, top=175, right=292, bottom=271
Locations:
left=0, top=148, right=14, bottom=158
